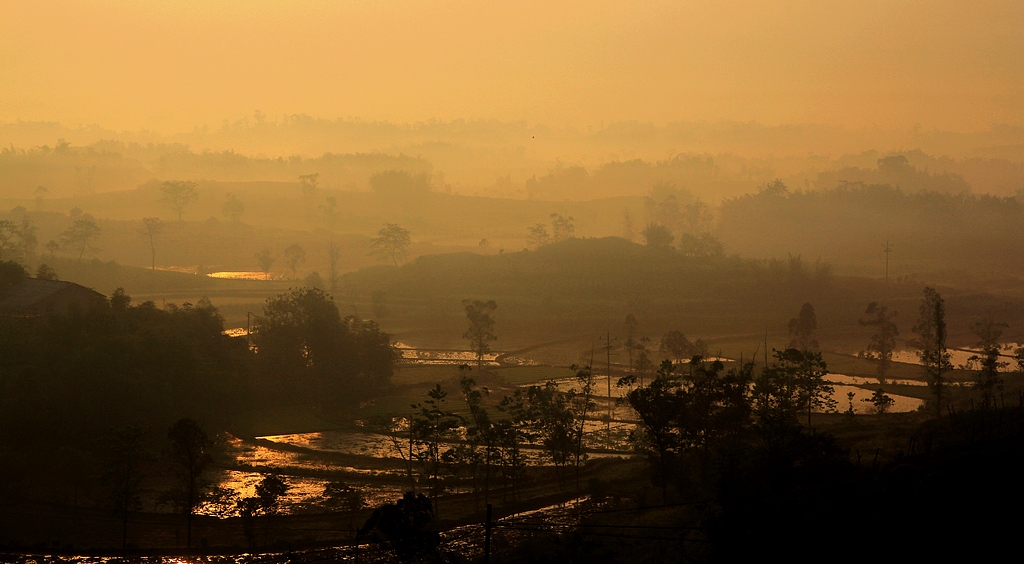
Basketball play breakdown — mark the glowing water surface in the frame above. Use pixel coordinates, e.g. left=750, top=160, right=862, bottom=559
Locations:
left=393, top=341, right=500, bottom=366
left=206, top=271, right=276, bottom=280
left=885, top=344, right=1020, bottom=372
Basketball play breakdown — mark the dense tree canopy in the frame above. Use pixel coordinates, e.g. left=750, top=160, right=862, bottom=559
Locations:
left=254, top=287, right=397, bottom=407
left=0, top=289, right=250, bottom=450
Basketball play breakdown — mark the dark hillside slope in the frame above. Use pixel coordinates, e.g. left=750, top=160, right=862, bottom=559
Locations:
left=342, top=238, right=1024, bottom=352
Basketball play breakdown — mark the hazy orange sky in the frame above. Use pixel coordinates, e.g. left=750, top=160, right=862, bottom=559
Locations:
left=2, top=0, right=1021, bottom=133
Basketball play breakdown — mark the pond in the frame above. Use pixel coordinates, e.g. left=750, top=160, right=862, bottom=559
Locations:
left=886, top=344, right=1021, bottom=371
left=394, top=341, right=501, bottom=366
left=207, top=271, right=275, bottom=280
left=199, top=435, right=411, bottom=517
left=830, top=384, right=924, bottom=414
left=202, top=424, right=631, bottom=518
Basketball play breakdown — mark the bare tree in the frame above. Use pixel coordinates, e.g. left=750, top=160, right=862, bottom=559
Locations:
left=140, top=217, right=163, bottom=270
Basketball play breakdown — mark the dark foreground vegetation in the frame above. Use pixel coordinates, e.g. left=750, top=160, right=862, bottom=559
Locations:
left=4, top=242, right=1024, bottom=562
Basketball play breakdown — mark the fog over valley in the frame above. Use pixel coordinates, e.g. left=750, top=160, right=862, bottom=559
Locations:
left=1, top=2, right=1023, bottom=562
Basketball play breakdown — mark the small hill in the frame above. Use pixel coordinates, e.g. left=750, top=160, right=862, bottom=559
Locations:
left=341, top=237, right=1024, bottom=355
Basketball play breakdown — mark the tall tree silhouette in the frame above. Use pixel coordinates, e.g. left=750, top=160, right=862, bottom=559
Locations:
left=371, top=223, right=411, bottom=267
left=788, top=302, right=819, bottom=351
left=160, top=180, right=199, bottom=222
left=167, top=418, right=212, bottom=549
left=463, top=299, right=497, bottom=368
left=861, top=302, right=899, bottom=382
left=911, top=288, right=951, bottom=416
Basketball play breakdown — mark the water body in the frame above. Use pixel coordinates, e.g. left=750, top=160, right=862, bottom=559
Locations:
left=830, top=384, right=924, bottom=414
left=207, top=271, right=274, bottom=280
left=393, top=341, right=500, bottom=366
left=887, top=344, right=1021, bottom=372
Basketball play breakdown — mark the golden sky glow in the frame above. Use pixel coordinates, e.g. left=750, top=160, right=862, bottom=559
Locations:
left=1, top=0, right=1022, bottom=132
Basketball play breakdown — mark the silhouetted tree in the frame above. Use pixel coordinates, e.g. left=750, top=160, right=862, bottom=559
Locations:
left=633, top=336, right=655, bottom=387
left=368, top=415, right=418, bottom=492
left=527, top=223, right=549, bottom=249
left=861, top=302, right=898, bottom=381
left=35, top=263, right=58, bottom=280
left=625, top=358, right=750, bottom=499
left=776, top=348, right=834, bottom=429
left=496, top=390, right=532, bottom=503
left=284, top=243, right=305, bottom=279
left=59, top=217, right=101, bottom=261
left=624, top=313, right=638, bottom=375
left=1013, top=344, right=1024, bottom=377
left=863, top=388, right=895, bottom=413
left=660, top=331, right=706, bottom=365
left=319, top=196, right=339, bottom=228
left=369, top=170, right=431, bottom=197
left=222, top=193, right=245, bottom=222
left=140, top=217, right=162, bottom=270
left=911, top=288, right=951, bottom=416
left=642, top=223, right=674, bottom=251
left=411, top=384, right=463, bottom=504
left=969, top=316, right=1007, bottom=409
left=103, top=424, right=147, bottom=550
left=33, top=185, right=47, bottom=210
left=254, top=247, right=275, bottom=279
left=0, top=220, right=17, bottom=260
left=678, top=357, right=752, bottom=460
left=15, top=217, right=38, bottom=263
left=304, top=271, right=324, bottom=289
left=458, top=369, right=498, bottom=505
left=322, top=480, right=364, bottom=511
left=550, top=213, right=575, bottom=242
left=677, top=232, right=725, bottom=257
left=160, top=180, right=199, bottom=222
left=371, top=223, right=411, bottom=267
left=372, top=289, right=388, bottom=319
left=788, top=303, right=819, bottom=351
left=0, top=260, right=27, bottom=295
left=327, top=239, right=341, bottom=292
left=569, top=364, right=595, bottom=490
left=760, top=178, right=789, bottom=196
left=254, top=287, right=396, bottom=404
left=167, top=418, right=212, bottom=549
left=625, top=361, right=683, bottom=498
left=360, top=492, right=440, bottom=563
left=462, top=299, right=497, bottom=368
left=527, top=381, right=578, bottom=487
left=622, top=208, right=636, bottom=241
left=237, top=473, right=289, bottom=547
